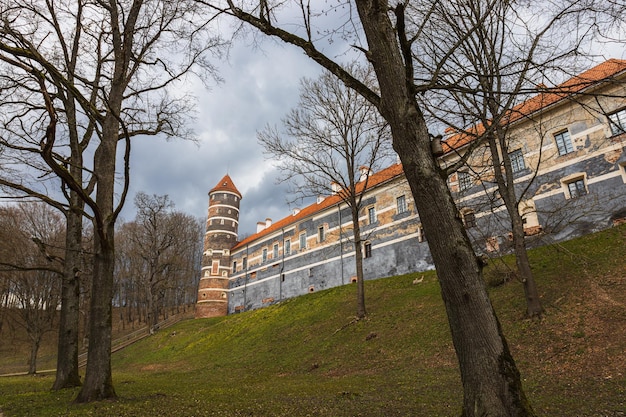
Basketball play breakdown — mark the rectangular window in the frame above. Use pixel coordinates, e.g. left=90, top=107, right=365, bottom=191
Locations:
left=608, top=108, right=626, bottom=135
left=368, top=206, right=376, bottom=225
left=273, top=243, right=279, bottom=259
left=397, top=195, right=407, bottom=214
left=232, top=260, right=237, bottom=272
left=318, top=226, right=325, bottom=242
left=567, top=179, right=587, bottom=198
left=458, top=171, right=472, bottom=191
left=364, top=242, right=372, bottom=258
left=509, top=149, right=525, bottom=173
left=262, top=248, right=267, bottom=263
left=299, top=232, right=307, bottom=250
left=242, top=257, right=247, bottom=270
left=211, top=260, right=219, bottom=275
left=554, top=130, right=574, bottom=156
left=462, top=210, right=476, bottom=228
left=285, top=239, right=291, bottom=256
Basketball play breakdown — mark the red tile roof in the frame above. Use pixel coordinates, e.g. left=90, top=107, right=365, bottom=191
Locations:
left=442, top=59, right=626, bottom=152
left=210, top=174, right=241, bottom=197
left=231, top=163, right=405, bottom=250
left=229, top=59, right=626, bottom=250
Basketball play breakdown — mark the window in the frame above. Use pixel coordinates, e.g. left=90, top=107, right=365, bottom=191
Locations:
left=318, top=226, right=325, bottom=242
left=462, top=209, right=476, bottom=228
left=368, top=206, right=376, bottom=224
left=285, top=239, right=291, bottom=256
left=299, top=232, right=307, bottom=250
left=458, top=171, right=472, bottom=191
left=554, top=130, right=574, bottom=156
left=273, top=243, right=279, bottom=259
left=509, top=149, right=525, bottom=173
left=608, top=108, right=626, bottom=135
left=567, top=178, right=587, bottom=198
left=262, top=248, right=268, bottom=262
left=211, top=260, right=219, bottom=275
left=397, top=195, right=407, bottom=214
left=364, top=241, right=372, bottom=258
left=232, top=260, right=237, bottom=272
left=242, top=257, right=247, bottom=270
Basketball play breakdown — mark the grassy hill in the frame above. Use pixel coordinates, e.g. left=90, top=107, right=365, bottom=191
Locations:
left=0, top=225, right=624, bottom=416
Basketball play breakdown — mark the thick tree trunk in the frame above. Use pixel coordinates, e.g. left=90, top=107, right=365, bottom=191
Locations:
left=75, top=219, right=116, bottom=402
left=74, top=111, right=119, bottom=402
left=355, top=2, right=534, bottom=415
left=53, top=202, right=83, bottom=390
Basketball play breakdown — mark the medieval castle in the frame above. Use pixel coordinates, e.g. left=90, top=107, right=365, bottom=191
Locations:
left=195, top=59, right=626, bottom=318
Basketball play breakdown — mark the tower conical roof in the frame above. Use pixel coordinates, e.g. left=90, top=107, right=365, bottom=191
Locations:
left=209, top=174, right=241, bottom=197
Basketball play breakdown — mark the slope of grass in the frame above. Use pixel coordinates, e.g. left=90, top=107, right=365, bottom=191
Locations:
left=1, top=224, right=624, bottom=416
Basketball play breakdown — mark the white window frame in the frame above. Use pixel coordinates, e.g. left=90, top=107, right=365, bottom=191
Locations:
left=367, top=206, right=376, bottom=225
left=461, top=209, right=476, bottom=228
left=363, top=241, right=372, bottom=258
left=608, top=108, right=626, bottom=135
left=509, top=149, right=525, bottom=173
left=299, top=232, right=307, bottom=250
left=554, top=130, right=574, bottom=156
left=458, top=171, right=472, bottom=191
left=397, top=195, right=407, bottom=214
left=560, top=173, right=588, bottom=199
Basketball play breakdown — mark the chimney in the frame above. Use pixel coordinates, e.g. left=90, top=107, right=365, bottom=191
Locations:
left=331, top=182, right=341, bottom=193
left=256, top=222, right=265, bottom=233
left=359, top=166, right=372, bottom=182
left=317, top=195, right=325, bottom=204
left=265, top=218, right=272, bottom=228
left=292, top=208, right=301, bottom=216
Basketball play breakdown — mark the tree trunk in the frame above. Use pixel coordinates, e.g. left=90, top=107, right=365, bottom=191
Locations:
left=487, top=135, right=543, bottom=318
left=74, top=110, right=119, bottom=402
left=355, top=2, right=534, bottom=415
left=511, top=216, right=543, bottom=317
left=28, top=335, right=41, bottom=375
left=351, top=206, right=367, bottom=318
left=53, top=201, right=83, bottom=390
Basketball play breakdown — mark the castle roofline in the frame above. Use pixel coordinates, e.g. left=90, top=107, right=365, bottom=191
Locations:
left=210, top=174, right=242, bottom=198
left=231, top=163, right=405, bottom=251
left=442, top=58, right=626, bottom=152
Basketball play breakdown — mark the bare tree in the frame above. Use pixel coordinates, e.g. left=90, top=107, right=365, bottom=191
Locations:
left=0, top=0, right=224, bottom=402
left=127, top=193, right=201, bottom=329
left=259, top=65, right=393, bottom=319
left=200, top=0, right=579, bottom=414
left=0, top=203, right=63, bottom=375
left=411, top=0, right=585, bottom=317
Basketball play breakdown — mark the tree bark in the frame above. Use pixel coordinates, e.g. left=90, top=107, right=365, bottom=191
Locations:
left=74, top=105, right=121, bottom=402
left=355, top=1, right=534, bottom=415
left=52, top=203, right=83, bottom=389
left=351, top=205, right=367, bottom=318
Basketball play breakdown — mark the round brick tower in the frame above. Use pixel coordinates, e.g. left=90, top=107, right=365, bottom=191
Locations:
left=195, top=174, right=241, bottom=318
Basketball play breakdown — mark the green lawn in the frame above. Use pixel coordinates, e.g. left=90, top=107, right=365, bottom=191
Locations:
left=1, top=225, right=624, bottom=416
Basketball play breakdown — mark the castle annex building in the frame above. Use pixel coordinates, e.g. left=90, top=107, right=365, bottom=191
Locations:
left=196, top=59, right=626, bottom=318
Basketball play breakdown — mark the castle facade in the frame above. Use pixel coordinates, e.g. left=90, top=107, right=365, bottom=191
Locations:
left=196, top=59, right=626, bottom=318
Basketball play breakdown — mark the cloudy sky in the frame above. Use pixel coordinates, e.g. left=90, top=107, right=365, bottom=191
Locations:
left=120, top=7, right=625, bottom=237
left=123, top=34, right=328, bottom=236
